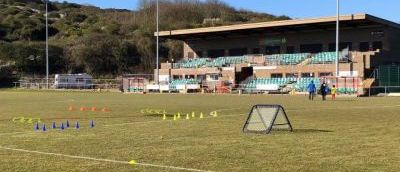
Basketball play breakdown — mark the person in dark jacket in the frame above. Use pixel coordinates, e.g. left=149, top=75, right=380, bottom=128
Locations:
left=307, top=81, right=316, bottom=100
left=320, top=82, right=328, bottom=101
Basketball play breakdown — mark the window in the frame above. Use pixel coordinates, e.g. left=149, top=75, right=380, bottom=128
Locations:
left=359, top=42, right=370, bottom=52
left=188, top=52, right=194, bottom=58
left=340, top=42, right=352, bottom=51
left=300, top=44, right=322, bottom=53
left=208, top=74, right=219, bottom=81
left=185, top=75, right=195, bottom=79
left=208, top=49, right=225, bottom=58
left=197, top=75, right=206, bottom=81
left=265, top=46, right=281, bottom=55
left=286, top=73, right=298, bottom=78
left=195, top=51, right=203, bottom=58
left=319, top=72, right=333, bottom=77
left=329, top=42, right=353, bottom=51
left=173, top=75, right=181, bottom=79
left=372, top=41, right=383, bottom=51
left=286, top=46, right=295, bottom=54
left=301, top=73, right=315, bottom=78
left=252, top=48, right=260, bottom=54
left=271, top=73, right=283, bottom=78
left=76, top=78, right=84, bottom=83
left=229, top=48, right=247, bottom=56
left=328, top=43, right=336, bottom=52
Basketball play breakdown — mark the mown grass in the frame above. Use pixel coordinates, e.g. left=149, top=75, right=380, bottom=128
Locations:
left=0, top=90, right=400, bottom=172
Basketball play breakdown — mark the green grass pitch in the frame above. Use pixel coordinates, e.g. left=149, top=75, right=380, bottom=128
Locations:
left=0, top=90, right=400, bottom=171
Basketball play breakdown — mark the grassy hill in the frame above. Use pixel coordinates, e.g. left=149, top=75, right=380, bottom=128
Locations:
left=0, top=0, right=290, bottom=85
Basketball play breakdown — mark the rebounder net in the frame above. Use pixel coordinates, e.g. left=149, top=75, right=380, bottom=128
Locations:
left=243, top=105, right=293, bottom=134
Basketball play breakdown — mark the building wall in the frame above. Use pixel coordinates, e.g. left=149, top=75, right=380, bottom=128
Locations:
left=253, top=63, right=363, bottom=78
left=386, top=27, right=400, bottom=60
left=368, top=27, right=400, bottom=67
left=182, top=26, right=396, bottom=59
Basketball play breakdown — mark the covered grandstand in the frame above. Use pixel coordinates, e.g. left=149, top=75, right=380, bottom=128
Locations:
left=151, top=14, right=400, bottom=95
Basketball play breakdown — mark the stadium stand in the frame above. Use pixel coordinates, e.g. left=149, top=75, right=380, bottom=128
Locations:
left=174, top=52, right=340, bottom=69
left=156, top=14, right=400, bottom=95
left=173, top=58, right=208, bottom=68
left=265, top=53, right=309, bottom=65
left=245, top=77, right=321, bottom=92
left=173, top=56, right=249, bottom=68
left=310, top=52, right=337, bottom=64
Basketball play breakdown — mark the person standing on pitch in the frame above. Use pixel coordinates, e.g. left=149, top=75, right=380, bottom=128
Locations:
left=307, top=81, right=316, bottom=100
left=320, top=82, right=328, bottom=101
left=331, top=85, right=337, bottom=100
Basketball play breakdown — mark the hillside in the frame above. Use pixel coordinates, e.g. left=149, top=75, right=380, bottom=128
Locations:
left=0, top=0, right=290, bottom=85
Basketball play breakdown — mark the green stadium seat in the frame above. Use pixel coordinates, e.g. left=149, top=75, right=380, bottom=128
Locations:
left=265, top=53, right=309, bottom=65
left=311, top=52, right=337, bottom=64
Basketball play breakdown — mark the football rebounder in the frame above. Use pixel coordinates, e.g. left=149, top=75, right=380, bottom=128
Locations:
left=243, top=105, right=293, bottom=134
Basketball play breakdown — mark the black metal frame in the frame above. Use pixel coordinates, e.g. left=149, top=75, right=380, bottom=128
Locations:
left=242, top=104, right=293, bottom=134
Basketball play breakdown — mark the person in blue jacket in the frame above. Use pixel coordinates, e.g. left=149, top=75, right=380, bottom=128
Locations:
left=320, top=82, right=329, bottom=101
left=307, top=81, right=316, bottom=100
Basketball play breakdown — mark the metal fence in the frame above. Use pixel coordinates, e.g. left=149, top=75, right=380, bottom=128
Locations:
left=14, top=78, right=122, bottom=91
left=368, top=86, right=400, bottom=96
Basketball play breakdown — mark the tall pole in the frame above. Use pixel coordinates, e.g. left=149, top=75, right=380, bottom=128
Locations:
left=335, top=0, right=340, bottom=77
left=156, top=0, right=160, bottom=85
left=45, top=0, right=49, bottom=88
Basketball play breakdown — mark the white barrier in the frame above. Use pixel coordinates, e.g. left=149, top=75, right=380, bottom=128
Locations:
left=160, top=85, right=170, bottom=91
left=146, top=85, right=160, bottom=90
left=256, top=84, right=279, bottom=91
left=176, top=85, right=186, bottom=90
left=186, top=84, right=200, bottom=89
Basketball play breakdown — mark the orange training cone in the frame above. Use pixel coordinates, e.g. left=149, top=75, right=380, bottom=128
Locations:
left=68, top=106, right=74, bottom=111
left=101, top=107, right=109, bottom=112
left=91, top=107, right=97, bottom=112
left=80, top=107, right=86, bottom=111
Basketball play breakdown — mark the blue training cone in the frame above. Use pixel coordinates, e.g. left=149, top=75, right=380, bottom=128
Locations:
left=90, top=120, right=94, bottom=128
left=52, top=122, right=57, bottom=129
left=34, top=122, right=40, bottom=131
left=42, top=124, right=46, bottom=132
left=75, top=121, right=80, bottom=129
left=60, top=123, right=65, bottom=130
left=66, top=120, right=70, bottom=128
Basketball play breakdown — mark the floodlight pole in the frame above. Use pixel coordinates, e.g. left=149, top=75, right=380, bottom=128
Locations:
left=335, top=0, right=340, bottom=77
left=45, top=0, right=49, bottom=89
left=156, top=0, right=160, bottom=85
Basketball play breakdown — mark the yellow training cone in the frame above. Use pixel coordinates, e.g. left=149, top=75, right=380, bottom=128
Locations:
left=173, top=115, right=177, bottom=121
left=177, top=113, right=181, bottom=119
left=210, top=111, right=218, bottom=117
left=200, top=112, right=204, bottom=119
left=128, top=160, right=137, bottom=165
left=191, top=112, right=195, bottom=118
left=163, top=113, right=166, bottom=120
left=186, top=113, right=190, bottom=120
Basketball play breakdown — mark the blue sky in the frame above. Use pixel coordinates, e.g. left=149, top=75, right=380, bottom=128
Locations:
left=53, top=0, right=400, bottom=23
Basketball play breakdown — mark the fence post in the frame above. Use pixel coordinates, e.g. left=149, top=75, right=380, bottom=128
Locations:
left=368, top=88, right=370, bottom=97
left=385, top=86, right=387, bottom=96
